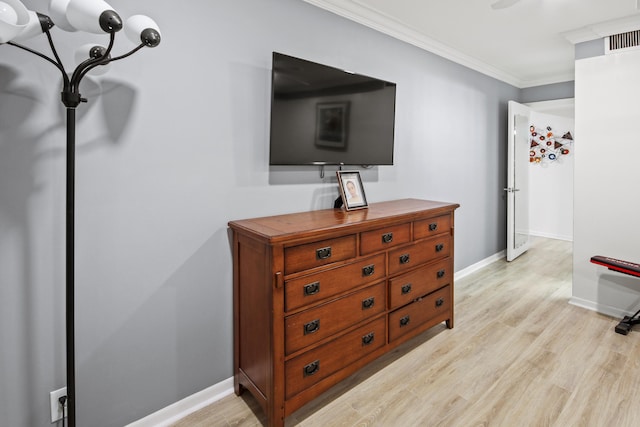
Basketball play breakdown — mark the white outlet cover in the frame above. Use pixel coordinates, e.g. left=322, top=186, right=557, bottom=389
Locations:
left=50, top=387, right=67, bottom=423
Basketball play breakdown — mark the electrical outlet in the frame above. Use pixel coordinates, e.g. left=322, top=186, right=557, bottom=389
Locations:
left=50, top=387, right=67, bottom=423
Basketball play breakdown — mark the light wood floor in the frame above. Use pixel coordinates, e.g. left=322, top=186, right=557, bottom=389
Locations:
left=174, top=238, right=640, bottom=427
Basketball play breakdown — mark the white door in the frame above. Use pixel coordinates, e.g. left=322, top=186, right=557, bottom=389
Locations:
left=506, top=100, right=531, bottom=261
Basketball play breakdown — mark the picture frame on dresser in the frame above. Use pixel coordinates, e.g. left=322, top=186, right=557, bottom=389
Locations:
left=337, top=170, right=368, bottom=211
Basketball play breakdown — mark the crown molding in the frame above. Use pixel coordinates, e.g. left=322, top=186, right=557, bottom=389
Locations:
left=303, top=0, right=526, bottom=88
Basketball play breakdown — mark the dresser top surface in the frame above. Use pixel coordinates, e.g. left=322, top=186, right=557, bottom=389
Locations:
left=229, top=199, right=459, bottom=242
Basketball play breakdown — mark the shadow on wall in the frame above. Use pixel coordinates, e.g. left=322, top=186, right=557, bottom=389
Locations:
left=0, top=62, right=138, bottom=426
left=0, top=64, right=43, bottom=427
left=50, top=78, right=138, bottom=155
left=76, top=231, right=228, bottom=427
left=597, top=272, right=640, bottom=314
left=80, top=79, right=137, bottom=147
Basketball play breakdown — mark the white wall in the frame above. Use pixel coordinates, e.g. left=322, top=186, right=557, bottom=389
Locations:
left=573, top=51, right=640, bottom=316
left=527, top=107, right=574, bottom=241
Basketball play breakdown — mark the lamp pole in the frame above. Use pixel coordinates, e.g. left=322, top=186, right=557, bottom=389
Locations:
left=1, top=3, right=161, bottom=425
left=65, top=102, right=78, bottom=426
left=60, top=54, right=114, bottom=426
left=60, top=47, right=111, bottom=427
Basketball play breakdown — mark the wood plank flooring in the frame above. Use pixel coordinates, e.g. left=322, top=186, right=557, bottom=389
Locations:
left=173, top=238, right=640, bottom=427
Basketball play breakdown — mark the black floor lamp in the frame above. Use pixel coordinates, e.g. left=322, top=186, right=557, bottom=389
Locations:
left=0, top=1, right=161, bottom=425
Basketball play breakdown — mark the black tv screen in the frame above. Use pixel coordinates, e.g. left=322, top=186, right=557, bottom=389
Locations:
left=269, top=52, right=396, bottom=166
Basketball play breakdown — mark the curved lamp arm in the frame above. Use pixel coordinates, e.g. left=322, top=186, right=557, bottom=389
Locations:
left=8, top=35, right=66, bottom=77
left=1, top=0, right=162, bottom=97
left=76, top=14, right=161, bottom=84
left=70, top=31, right=116, bottom=93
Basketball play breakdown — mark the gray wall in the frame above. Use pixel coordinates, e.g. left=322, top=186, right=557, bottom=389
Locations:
left=575, top=39, right=605, bottom=60
left=0, top=0, right=523, bottom=425
left=521, top=81, right=574, bottom=103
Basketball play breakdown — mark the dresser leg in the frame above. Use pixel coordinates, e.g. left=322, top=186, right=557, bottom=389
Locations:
left=267, top=407, right=285, bottom=427
left=234, top=382, right=243, bottom=396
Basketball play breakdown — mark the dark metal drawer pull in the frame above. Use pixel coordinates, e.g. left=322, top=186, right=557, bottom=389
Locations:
left=316, top=246, right=332, bottom=260
left=399, top=254, right=410, bottom=264
left=401, top=283, right=412, bottom=294
left=362, top=332, right=375, bottom=346
left=437, top=269, right=446, bottom=279
left=362, top=297, right=375, bottom=309
left=435, top=298, right=445, bottom=308
left=303, top=282, right=320, bottom=296
left=362, top=264, right=375, bottom=277
left=303, top=360, right=320, bottom=377
left=429, top=223, right=438, bottom=231
left=435, top=243, right=444, bottom=252
left=303, top=319, right=320, bottom=335
left=382, top=232, right=393, bottom=243
left=399, top=315, right=410, bottom=327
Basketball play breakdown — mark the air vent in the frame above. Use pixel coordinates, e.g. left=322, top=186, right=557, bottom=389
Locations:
left=605, top=30, right=640, bottom=54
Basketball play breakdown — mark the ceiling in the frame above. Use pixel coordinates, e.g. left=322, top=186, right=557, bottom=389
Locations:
left=302, top=0, right=640, bottom=88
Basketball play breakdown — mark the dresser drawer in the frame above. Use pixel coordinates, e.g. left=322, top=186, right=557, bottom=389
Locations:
left=388, top=285, right=451, bottom=342
left=284, top=235, right=357, bottom=275
left=285, top=254, right=386, bottom=312
left=388, top=235, right=451, bottom=275
left=285, top=317, right=386, bottom=399
left=388, top=259, right=451, bottom=310
left=360, top=223, right=411, bottom=255
left=285, top=282, right=386, bottom=355
left=414, top=214, right=451, bottom=240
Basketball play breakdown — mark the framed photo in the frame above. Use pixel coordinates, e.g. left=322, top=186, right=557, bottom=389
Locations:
left=337, top=170, right=368, bottom=211
left=315, top=102, right=349, bottom=149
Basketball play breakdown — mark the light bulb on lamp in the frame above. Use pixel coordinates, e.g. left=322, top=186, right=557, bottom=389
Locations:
left=125, top=15, right=161, bottom=47
left=48, top=0, right=75, bottom=32
left=0, top=2, right=18, bottom=24
left=12, top=10, right=54, bottom=41
left=0, top=0, right=30, bottom=43
left=65, top=0, right=122, bottom=34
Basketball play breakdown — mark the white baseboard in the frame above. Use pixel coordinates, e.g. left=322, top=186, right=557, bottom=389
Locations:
left=454, top=250, right=506, bottom=281
left=529, top=230, right=573, bottom=242
left=568, top=296, right=629, bottom=319
left=126, top=377, right=234, bottom=427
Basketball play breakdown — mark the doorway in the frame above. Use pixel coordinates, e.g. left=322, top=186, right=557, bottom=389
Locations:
left=507, top=98, right=575, bottom=261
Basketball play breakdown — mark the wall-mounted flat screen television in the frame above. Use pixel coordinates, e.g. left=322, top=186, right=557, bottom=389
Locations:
left=269, top=52, right=396, bottom=166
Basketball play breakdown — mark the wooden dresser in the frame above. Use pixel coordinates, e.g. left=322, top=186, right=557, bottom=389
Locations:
left=229, top=198, right=459, bottom=426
